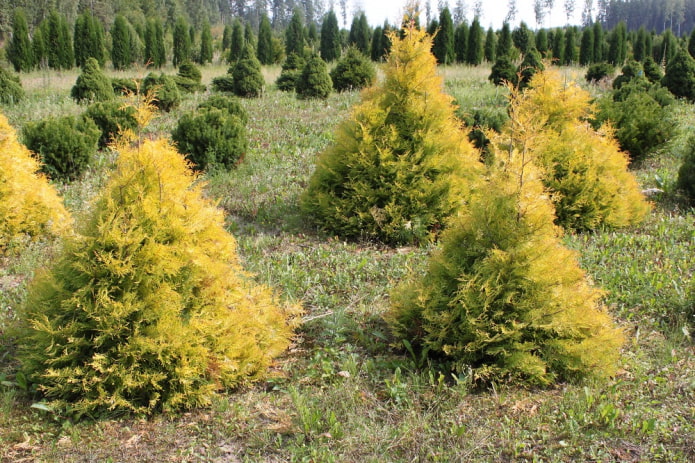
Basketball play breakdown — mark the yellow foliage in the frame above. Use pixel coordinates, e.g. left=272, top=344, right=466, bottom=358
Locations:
left=0, top=113, right=71, bottom=253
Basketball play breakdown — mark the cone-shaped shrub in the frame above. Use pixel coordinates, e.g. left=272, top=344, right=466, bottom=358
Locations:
left=517, top=48, right=544, bottom=90
left=111, top=77, right=141, bottom=96
left=142, top=73, right=181, bottom=111
left=642, top=56, right=663, bottom=83
left=677, top=136, right=695, bottom=203
left=17, top=134, right=300, bottom=416
left=211, top=72, right=235, bottom=93
left=231, top=45, right=264, bottom=98
left=175, top=62, right=205, bottom=94
left=662, top=48, right=695, bottom=102
left=171, top=107, right=247, bottom=171
left=84, top=100, right=138, bottom=148
left=301, top=27, right=481, bottom=245
left=388, top=137, right=625, bottom=386
left=275, top=53, right=305, bottom=92
left=0, top=66, right=25, bottom=104
left=507, top=69, right=650, bottom=231
left=330, top=47, right=376, bottom=92
left=197, top=94, right=248, bottom=124
left=22, top=115, right=100, bottom=181
left=71, top=58, right=114, bottom=103
left=489, top=56, right=518, bottom=86
left=0, top=114, right=71, bottom=254
left=296, top=53, right=332, bottom=100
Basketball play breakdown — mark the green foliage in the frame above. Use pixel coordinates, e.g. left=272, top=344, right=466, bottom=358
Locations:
left=197, top=94, right=248, bottom=124
left=0, top=113, right=71, bottom=254
left=563, top=27, right=578, bottom=65
left=296, top=54, right=332, bottom=100
left=585, top=62, right=614, bottom=83
left=370, top=26, right=385, bottom=62
left=551, top=27, right=565, bottom=64
left=211, top=74, right=235, bottom=93
left=348, top=12, right=371, bottom=55
left=320, top=10, right=341, bottom=62
left=466, top=17, right=484, bottom=65
left=633, top=27, right=648, bottom=62
left=512, top=22, right=532, bottom=55
left=330, top=47, right=376, bottom=92
left=275, top=53, right=305, bottom=92
left=579, top=28, right=594, bottom=65
left=0, top=66, right=25, bottom=104
left=496, top=22, right=512, bottom=58
left=388, top=118, right=625, bottom=386
left=228, top=19, right=244, bottom=63
left=512, top=69, right=650, bottom=231
left=74, top=12, right=106, bottom=68
left=232, top=45, right=265, bottom=98
left=301, top=27, right=481, bottom=245
left=172, top=107, right=247, bottom=171
left=45, top=10, right=73, bottom=70
left=17, top=136, right=299, bottom=417
left=676, top=136, right=695, bottom=203
left=144, top=18, right=166, bottom=67
left=535, top=28, right=549, bottom=56
left=111, top=15, right=131, bottom=70
left=661, top=48, right=695, bottom=102
left=433, top=7, right=455, bottom=65
left=175, top=62, right=206, bottom=93
left=489, top=56, right=517, bottom=86
left=484, top=27, right=496, bottom=63
left=607, top=21, right=627, bottom=65
left=71, top=58, right=114, bottom=103
left=142, top=73, right=181, bottom=112
left=84, top=100, right=138, bottom=148
left=7, top=8, right=33, bottom=72
left=642, top=56, right=663, bottom=83
left=22, top=115, right=99, bottom=182
left=689, top=28, right=695, bottom=59
left=517, top=47, right=544, bottom=89
left=285, top=9, right=305, bottom=57
left=613, top=61, right=643, bottom=89
left=172, top=16, right=191, bottom=67
left=111, top=77, right=141, bottom=96
left=198, top=21, right=213, bottom=64
left=455, top=22, right=469, bottom=63
left=257, top=15, right=273, bottom=65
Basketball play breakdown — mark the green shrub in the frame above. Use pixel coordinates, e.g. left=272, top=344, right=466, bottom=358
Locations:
left=232, top=45, right=264, bottom=98
left=585, top=62, right=614, bottom=83
left=388, top=139, right=625, bottom=386
left=517, top=47, right=543, bottom=89
left=275, top=53, right=305, bottom=92
left=301, top=27, right=481, bottom=245
left=22, top=115, right=100, bottom=181
left=142, top=73, right=181, bottom=111
left=0, top=113, right=71, bottom=254
left=488, top=56, right=518, bottom=86
left=0, top=66, right=25, bottom=104
left=84, top=100, right=138, bottom=148
left=171, top=108, right=247, bottom=171
left=462, top=106, right=509, bottom=153
left=71, top=58, right=114, bottom=103
left=642, top=56, right=663, bottom=83
left=197, top=94, right=248, bottom=124
left=612, top=60, right=644, bottom=90
left=17, top=137, right=300, bottom=417
left=662, top=48, right=695, bottom=101
left=677, top=136, right=695, bottom=203
left=211, top=73, right=235, bottom=93
left=175, top=62, right=206, bottom=93
left=111, top=77, right=141, bottom=95
left=296, top=54, right=332, bottom=100
left=329, top=47, right=376, bottom=92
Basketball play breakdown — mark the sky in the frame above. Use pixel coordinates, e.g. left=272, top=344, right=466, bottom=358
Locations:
left=359, top=0, right=585, bottom=30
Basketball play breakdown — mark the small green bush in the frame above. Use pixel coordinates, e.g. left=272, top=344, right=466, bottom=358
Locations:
left=197, top=94, right=248, bottom=124
left=171, top=108, right=248, bottom=171
left=462, top=106, right=509, bottom=153
left=142, top=73, right=181, bottom=111
left=175, top=62, right=206, bottom=93
left=232, top=45, right=264, bottom=98
left=489, top=56, right=518, bottom=86
left=662, top=48, right=695, bottom=101
left=275, top=53, right=305, bottom=92
left=71, top=57, right=114, bottom=103
left=517, top=47, right=543, bottom=89
left=0, top=66, right=25, bottom=104
left=296, top=54, right=332, bottom=100
left=677, top=136, right=695, bottom=203
left=612, top=60, right=644, bottom=90
left=84, top=100, right=138, bottom=148
left=329, top=47, right=376, bottom=92
left=111, top=77, right=141, bottom=95
left=22, top=115, right=100, bottom=181
left=585, top=62, right=614, bottom=83
left=211, top=73, right=235, bottom=93
left=642, top=56, right=663, bottom=83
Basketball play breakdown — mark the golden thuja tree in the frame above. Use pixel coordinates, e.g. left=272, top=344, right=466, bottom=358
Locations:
left=18, top=114, right=301, bottom=416
left=504, top=68, right=649, bottom=231
left=301, top=25, right=481, bottom=246
left=388, top=119, right=625, bottom=386
left=0, top=113, right=71, bottom=254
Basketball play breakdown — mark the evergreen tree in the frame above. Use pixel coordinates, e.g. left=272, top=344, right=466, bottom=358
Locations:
left=232, top=44, right=265, bottom=98
left=484, top=27, right=497, bottom=62
left=497, top=22, right=512, bottom=58
left=330, top=46, right=376, bottom=92
left=275, top=53, right=305, bottom=91
left=433, top=7, right=455, bottom=65
left=489, top=55, right=518, bottom=86
left=370, top=26, right=384, bottom=61
left=7, top=8, right=33, bottom=72
left=321, top=10, right=341, bottom=62
left=32, top=24, right=46, bottom=69
left=244, top=22, right=256, bottom=51
left=633, top=26, right=647, bottom=62
left=657, top=29, right=678, bottom=66
left=257, top=15, right=273, bottom=65
left=222, top=24, right=232, bottom=52
left=296, top=53, right=332, bottom=99
left=74, top=13, right=106, bottom=68
left=552, top=27, right=565, bottom=64
left=73, top=12, right=88, bottom=68
left=579, top=28, right=594, bottom=65
left=518, top=47, right=544, bottom=88
left=677, top=136, right=695, bottom=202
left=197, top=21, right=213, bottom=64
left=0, top=66, right=25, bottom=104
left=592, top=21, right=604, bottom=62
left=512, top=21, right=533, bottom=54
left=229, top=19, right=244, bottom=63
left=172, top=16, right=191, bottom=67
left=535, top=28, right=549, bottom=56
left=607, top=21, right=627, bottom=65
left=111, top=15, right=131, bottom=70
left=285, top=9, right=305, bottom=57
left=455, top=22, right=469, bottom=63
left=46, top=11, right=62, bottom=70
left=58, top=14, right=74, bottom=70
left=349, top=12, right=371, bottom=55
left=662, top=48, right=695, bottom=102
left=563, top=27, right=578, bottom=65
left=689, top=28, right=695, bottom=59
left=71, top=57, right=114, bottom=103
left=301, top=26, right=481, bottom=245
left=466, top=17, right=484, bottom=65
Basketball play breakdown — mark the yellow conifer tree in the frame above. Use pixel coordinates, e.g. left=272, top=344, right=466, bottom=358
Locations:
left=0, top=113, right=71, bottom=254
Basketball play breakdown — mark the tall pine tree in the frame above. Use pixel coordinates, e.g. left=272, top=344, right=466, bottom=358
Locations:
left=320, top=10, right=341, bottom=62
left=172, top=17, right=191, bottom=67
left=198, top=21, right=213, bottom=64
left=7, top=8, right=33, bottom=72
left=257, top=15, right=273, bottom=65
left=433, top=6, right=455, bottom=65
left=111, top=15, right=131, bottom=70
left=285, top=9, right=305, bottom=57
left=466, top=17, right=484, bottom=65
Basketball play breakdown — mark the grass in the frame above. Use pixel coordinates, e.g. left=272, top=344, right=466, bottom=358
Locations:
left=1, top=62, right=694, bottom=462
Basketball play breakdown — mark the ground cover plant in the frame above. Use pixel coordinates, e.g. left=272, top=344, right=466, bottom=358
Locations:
left=0, top=59, right=693, bottom=462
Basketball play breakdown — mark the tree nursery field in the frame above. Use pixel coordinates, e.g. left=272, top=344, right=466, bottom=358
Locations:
left=1, top=50, right=694, bottom=462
